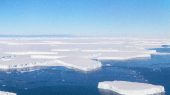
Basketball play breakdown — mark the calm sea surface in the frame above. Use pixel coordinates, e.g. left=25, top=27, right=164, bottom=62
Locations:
left=0, top=57, right=170, bottom=95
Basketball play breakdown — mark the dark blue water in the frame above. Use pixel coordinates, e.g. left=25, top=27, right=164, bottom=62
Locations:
left=0, top=46, right=170, bottom=95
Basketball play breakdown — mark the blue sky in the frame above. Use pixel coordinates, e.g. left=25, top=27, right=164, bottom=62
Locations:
left=0, top=0, right=169, bottom=38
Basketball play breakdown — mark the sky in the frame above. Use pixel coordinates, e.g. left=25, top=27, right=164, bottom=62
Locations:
left=0, top=0, right=169, bottom=38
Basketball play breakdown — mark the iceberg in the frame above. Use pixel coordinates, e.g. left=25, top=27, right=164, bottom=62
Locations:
left=98, top=81, right=165, bottom=95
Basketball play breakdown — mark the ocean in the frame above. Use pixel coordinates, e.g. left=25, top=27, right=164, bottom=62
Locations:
left=0, top=57, right=169, bottom=95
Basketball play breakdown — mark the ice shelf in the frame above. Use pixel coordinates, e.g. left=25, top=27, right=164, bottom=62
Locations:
left=0, top=91, right=16, bottom=95
left=98, top=81, right=165, bottom=95
left=0, top=38, right=169, bottom=72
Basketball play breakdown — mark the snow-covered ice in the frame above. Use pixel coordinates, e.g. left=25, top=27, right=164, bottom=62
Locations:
left=0, top=38, right=169, bottom=71
left=98, top=81, right=165, bottom=95
left=56, top=57, right=102, bottom=71
left=0, top=91, right=16, bottom=95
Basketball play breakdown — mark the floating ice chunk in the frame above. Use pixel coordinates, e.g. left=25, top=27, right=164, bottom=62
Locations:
left=0, top=91, right=16, bottom=95
left=0, top=55, right=102, bottom=71
left=55, top=57, right=102, bottom=71
left=98, top=81, right=165, bottom=95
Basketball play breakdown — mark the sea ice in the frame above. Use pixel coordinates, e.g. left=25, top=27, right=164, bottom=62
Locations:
left=55, top=57, right=102, bottom=71
left=0, top=38, right=169, bottom=72
left=5, top=51, right=58, bottom=55
left=0, top=91, right=16, bottom=95
left=98, top=81, right=165, bottom=95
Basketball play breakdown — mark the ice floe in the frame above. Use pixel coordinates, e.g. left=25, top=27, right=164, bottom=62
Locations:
left=56, top=57, right=102, bottom=71
left=98, top=81, right=165, bottom=95
left=0, top=38, right=169, bottom=72
left=0, top=91, right=16, bottom=95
